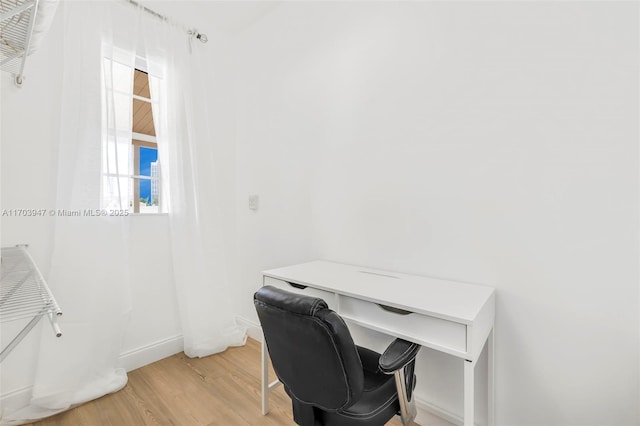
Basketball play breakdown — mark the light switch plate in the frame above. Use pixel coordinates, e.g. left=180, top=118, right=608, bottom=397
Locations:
left=248, top=195, right=259, bottom=211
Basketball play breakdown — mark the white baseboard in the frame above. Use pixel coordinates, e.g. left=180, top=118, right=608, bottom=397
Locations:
left=415, top=396, right=462, bottom=426
left=235, top=316, right=262, bottom=342
left=117, top=334, right=184, bottom=372
left=0, top=386, right=32, bottom=415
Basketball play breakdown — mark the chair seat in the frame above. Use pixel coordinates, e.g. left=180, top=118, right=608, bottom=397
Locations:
left=316, top=346, right=400, bottom=426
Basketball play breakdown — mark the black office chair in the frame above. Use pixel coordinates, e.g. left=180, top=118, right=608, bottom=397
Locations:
left=254, top=285, right=421, bottom=426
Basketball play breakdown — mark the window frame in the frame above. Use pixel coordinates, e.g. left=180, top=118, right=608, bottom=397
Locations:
left=102, top=50, right=163, bottom=215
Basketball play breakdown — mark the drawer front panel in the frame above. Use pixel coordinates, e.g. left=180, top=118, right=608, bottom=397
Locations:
left=339, top=295, right=467, bottom=354
left=263, top=276, right=336, bottom=309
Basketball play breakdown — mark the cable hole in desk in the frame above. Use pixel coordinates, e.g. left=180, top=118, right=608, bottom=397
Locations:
left=359, top=271, right=399, bottom=279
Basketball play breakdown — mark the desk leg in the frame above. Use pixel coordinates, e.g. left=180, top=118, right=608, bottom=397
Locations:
left=488, top=329, right=495, bottom=426
left=261, top=338, right=269, bottom=415
left=464, top=360, right=475, bottom=426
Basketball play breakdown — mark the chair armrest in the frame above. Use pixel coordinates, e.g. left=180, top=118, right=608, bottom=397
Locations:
left=379, top=338, right=421, bottom=374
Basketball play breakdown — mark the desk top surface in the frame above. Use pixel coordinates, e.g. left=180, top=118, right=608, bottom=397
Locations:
left=263, top=260, right=495, bottom=325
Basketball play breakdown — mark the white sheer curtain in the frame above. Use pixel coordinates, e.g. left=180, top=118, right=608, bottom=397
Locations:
left=142, top=11, right=246, bottom=358
left=3, top=2, right=136, bottom=424
left=3, top=2, right=245, bottom=423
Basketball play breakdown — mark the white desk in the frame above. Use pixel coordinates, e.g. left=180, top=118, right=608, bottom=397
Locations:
left=260, top=260, right=495, bottom=426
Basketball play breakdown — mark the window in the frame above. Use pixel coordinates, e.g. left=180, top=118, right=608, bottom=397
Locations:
left=132, top=69, right=159, bottom=213
left=102, top=52, right=162, bottom=214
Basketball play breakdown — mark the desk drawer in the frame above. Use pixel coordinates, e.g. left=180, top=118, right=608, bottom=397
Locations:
left=263, top=276, right=336, bottom=309
left=339, top=296, right=467, bottom=354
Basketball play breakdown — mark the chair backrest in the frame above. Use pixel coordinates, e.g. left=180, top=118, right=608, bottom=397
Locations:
left=254, top=285, right=364, bottom=411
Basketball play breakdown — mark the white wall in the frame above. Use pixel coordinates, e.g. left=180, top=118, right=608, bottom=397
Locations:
left=232, top=14, right=323, bottom=322
left=231, top=2, right=639, bottom=425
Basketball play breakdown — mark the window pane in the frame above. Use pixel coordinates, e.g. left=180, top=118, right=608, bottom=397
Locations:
left=105, top=92, right=133, bottom=131
left=132, top=99, right=155, bottom=136
left=138, top=147, right=159, bottom=212
left=102, top=175, right=132, bottom=211
left=103, top=59, right=133, bottom=93
left=139, top=147, right=157, bottom=178
left=103, top=135, right=133, bottom=176
left=135, top=176, right=160, bottom=214
left=134, top=69, right=151, bottom=98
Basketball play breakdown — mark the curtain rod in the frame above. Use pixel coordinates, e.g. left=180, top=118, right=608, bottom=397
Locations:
left=125, top=0, right=208, bottom=43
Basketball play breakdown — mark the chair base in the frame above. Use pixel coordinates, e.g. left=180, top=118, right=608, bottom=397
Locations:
left=290, top=396, right=401, bottom=426
left=394, top=368, right=417, bottom=425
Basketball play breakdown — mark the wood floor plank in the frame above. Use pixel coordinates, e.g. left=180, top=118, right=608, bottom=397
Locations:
left=26, top=338, right=418, bottom=426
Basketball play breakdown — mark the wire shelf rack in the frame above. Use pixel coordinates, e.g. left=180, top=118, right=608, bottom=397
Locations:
left=0, top=0, right=39, bottom=86
left=1, top=245, right=62, bottom=362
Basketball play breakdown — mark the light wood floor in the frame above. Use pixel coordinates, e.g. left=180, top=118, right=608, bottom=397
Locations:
left=27, top=339, right=417, bottom=426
